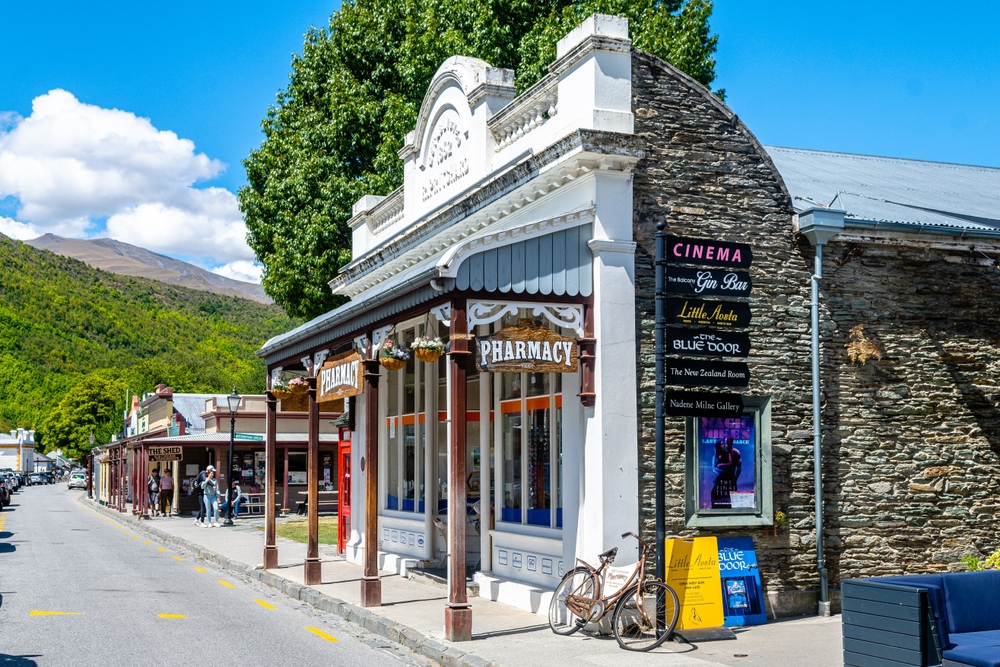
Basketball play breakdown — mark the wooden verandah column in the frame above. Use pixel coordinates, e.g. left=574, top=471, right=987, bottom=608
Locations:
left=360, top=333, right=381, bottom=607
left=446, top=298, right=472, bottom=641
left=304, top=374, right=322, bottom=585
left=263, top=389, right=278, bottom=569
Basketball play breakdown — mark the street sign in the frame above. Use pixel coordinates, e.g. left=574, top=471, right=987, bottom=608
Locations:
left=476, top=320, right=578, bottom=373
left=318, top=350, right=364, bottom=402
left=665, top=235, right=753, bottom=269
left=666, top=359, right=750, bottom=388
left=666, top=327, right=751, bottom=358
left=234, top=433, right=263, bottom=442
left=665, top=267, right=752, bottom=298
left=665, top=298, right=751, bottom=328
left=148, top=446, right=182, bottom=462
left=665, top=391, right=744, bottom=418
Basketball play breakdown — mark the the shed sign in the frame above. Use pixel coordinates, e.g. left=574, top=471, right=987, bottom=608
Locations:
left=318, top=351, right=364, bottom=402
left=476, top=320, right=578, bottom=373
left=148, top=446, right=182, bottom=462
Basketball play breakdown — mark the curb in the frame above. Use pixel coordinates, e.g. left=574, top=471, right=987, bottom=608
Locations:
left=84, top=499, right=497, bottom=667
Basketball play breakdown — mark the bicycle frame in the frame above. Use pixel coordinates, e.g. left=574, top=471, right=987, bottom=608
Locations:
left=565, top=532, right=653, bottom=623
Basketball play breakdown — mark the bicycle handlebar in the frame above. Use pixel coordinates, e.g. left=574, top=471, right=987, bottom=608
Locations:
left=621, top=531, right=650, bottom=550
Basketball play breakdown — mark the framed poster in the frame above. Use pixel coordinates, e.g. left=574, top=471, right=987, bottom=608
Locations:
left=254, top=452, right=266, bottom=488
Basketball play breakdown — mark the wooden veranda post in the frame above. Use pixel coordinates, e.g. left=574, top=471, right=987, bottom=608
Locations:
left=304, top=374, right=322, bottom=585
left=263, top=389, right=278, bottom=569
left=446, top=298, right=472, bottom=641
left=360, top=334, right=382, bottom=607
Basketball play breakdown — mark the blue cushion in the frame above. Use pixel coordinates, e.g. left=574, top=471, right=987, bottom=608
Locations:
left=950, top=631, right=1000, bottom=648
left=943, top=571, right=1000, bottom=635
left=877, top=575, right=949, bottom=645
left=943, top=644, right=1000, bottom=667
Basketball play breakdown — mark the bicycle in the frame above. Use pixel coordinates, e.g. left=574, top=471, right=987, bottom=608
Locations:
left=548, top=532, right=680, bottom=651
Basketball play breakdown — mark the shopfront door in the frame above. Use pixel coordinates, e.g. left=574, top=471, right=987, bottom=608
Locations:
left=338, top=426, right=352, bottom=554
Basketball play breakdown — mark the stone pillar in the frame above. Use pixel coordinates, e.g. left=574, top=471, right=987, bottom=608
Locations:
left=304, top=375, right=322, bottom=585
left=445, top=298, right=472, bottom=642
left=263, top=390, right=279, bottom=569
left=360, top=336, right=382, bottom=607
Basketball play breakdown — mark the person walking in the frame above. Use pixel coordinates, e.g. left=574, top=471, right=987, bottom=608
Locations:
left=219, top=479, right=242, bottom=519
left=193, top=467, right=208, bottom=526
left=159, top=468, right=174, bottom=516
left=201, top=466, right=220, bottom=527
left=147, top=468, right=160, bottom=517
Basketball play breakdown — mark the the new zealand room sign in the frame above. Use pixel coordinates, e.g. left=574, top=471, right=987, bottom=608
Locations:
left=666, top=359, right=750, bottom=388
left=318, top=351, right=364, bottom=402
left=666, top=327, right=751, bottom=358
left=666, top=235, right=753, bottom=269
left=666, top=298, right=752, bottom=329
left=476, top=320, right=578, bottom=373
left=666, top=267, right=752, bottom=298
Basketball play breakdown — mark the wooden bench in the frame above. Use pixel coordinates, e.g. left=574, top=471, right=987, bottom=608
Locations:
left=296, top=490, right=338, bottom=516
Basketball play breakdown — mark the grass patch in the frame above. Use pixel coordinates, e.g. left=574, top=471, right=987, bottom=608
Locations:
left=258, top=517, right=339, bottom=545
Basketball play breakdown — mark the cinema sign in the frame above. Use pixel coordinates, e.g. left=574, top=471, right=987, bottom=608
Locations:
left=476, top=321, right=578, bottom=373
left=665, top=235, right=753, bottom=269
left=318, top=351, right=364, bottom=401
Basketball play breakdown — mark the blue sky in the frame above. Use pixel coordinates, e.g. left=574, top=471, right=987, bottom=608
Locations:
left=0, top=1, right=997, bottom=279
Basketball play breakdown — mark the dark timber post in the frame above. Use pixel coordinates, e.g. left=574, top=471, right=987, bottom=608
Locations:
left=304, top=373, right=322, bottom=585
left=446, top=298, right=472, bottom=641
left=360, top=333, right=382, bottom=607
left=654, top=222, right=667, bottom=588
left=263, top=388, right=278, bottom=569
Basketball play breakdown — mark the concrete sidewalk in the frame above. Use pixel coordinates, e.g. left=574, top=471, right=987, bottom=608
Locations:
left=87, top=500, right=842, bottom=667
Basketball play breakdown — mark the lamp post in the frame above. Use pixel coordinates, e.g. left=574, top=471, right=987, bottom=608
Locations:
left=224, top=386, right=242, bottom=526
left=87, top=432, right=95, bottom=498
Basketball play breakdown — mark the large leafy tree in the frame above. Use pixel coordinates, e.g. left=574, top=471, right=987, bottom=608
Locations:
left=241, top=0, right=721, bottom=319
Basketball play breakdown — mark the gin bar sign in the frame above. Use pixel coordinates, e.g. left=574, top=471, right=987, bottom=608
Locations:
left=666, top=267, right=752, bottom=298
left=476, top=320, right=578, bottom=373
left=666, top=298, right=752, bottom=329
left=666, top=235, right=753, bottom=269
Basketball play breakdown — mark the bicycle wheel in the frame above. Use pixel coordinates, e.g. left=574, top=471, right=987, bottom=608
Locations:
left=611, top=580, right=679, bottom=651
left=548, top=567, right=597, bottom=635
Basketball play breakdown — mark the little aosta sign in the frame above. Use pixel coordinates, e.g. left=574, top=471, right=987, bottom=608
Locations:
left=476, top=321, right=578, bottom=373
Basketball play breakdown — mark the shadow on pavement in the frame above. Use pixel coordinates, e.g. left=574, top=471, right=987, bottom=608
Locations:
left=0, top=655, right=39, bottom=666
left=0, top=544, right=15, bottom=553
left=0, top=532, right=11, bottom=539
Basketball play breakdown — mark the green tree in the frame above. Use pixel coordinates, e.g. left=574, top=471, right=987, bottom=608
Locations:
left=240, top=0, right=721, bottom=319
left=39, top=375, right=125, bottom=460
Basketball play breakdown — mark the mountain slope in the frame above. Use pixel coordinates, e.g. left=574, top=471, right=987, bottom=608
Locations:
left=0, top=235, right=296, bottom=443
left=25, top=234, right=272, bottom=304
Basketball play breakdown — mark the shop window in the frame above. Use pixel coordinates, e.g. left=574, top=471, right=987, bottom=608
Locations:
left=385, top=324, right=428, bottom=514
left=684, top=395, right=773, bottom=528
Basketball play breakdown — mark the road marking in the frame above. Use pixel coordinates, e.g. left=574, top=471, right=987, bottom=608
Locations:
left=157, top=614, right=185, bottom=619
left=254, top=599, right=276, bottom=610
left=217, top=580, right=235, bottom=589
left=145, top=541, right=152, bottom=545
left=156, top=547, right=167, bottom=552
left=194, top=567, right=207, bottom=573
left=173, top=556, right=183, bottom=561
left=305, top=626, right=338, bottom=642
left=30, top=611, right=82, bottom=616
left=133, top=535, right=140, bottom=539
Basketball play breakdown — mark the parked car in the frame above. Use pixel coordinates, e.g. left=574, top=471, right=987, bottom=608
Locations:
left=67, top=472, right=87, bottom=490
left=28, top=473, right=41, bottom=485
left=0, top=480, right=9, bottom=506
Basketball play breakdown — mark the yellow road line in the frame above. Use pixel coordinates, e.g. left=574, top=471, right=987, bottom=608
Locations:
left=217, top=580, right=235, bottom=589
left=144, top=541, right=152, bottom=545
left=30, top=611, right=82, bottom=616
left=173, top=556, right=183, bottom=561
left=156, top=547, right=167, bottom=552
left=133, top=535, right=139, bottom=539
left=253, top=599, right=276, bottom=610
left=305, top=626, right=338, bottom=642
left=157, top=614, right=185, bottom=619
left=194, top=567, right=207, bottom=573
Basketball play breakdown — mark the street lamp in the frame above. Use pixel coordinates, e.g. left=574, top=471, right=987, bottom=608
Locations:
left=224, top=386, right=242, bottom=526
left=87, top=432, right=95, bottom=498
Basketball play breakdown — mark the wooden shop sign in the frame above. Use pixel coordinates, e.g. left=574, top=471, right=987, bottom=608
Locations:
left=148, top=446, right=182, bottom=462
left=666, top=328, right=751, bottom=358
left=476, top=320, right=578, bottom=373
left=318, top=351, right=364, bottom=402
left=666, top=267, right=752, bottom=298
left=666, top=235, right=753, bottom=269
left=665, top=391, right=744, bottom=418
left=666, top=298, right=751, bottom=329
left=666, top=359, right=750, bottom=388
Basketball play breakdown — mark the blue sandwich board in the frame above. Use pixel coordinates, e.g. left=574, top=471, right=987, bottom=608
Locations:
left=717, top=537, right=767, bottom=626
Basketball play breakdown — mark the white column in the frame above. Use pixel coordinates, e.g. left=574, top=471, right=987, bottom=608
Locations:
left=348, top=392, right=367, bottom=566
left=423, top=323, right=437, bottom=561
left=478, top=335, right=492, bottom=571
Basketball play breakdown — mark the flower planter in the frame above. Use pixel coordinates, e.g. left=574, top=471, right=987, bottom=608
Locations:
left=414, top=348, right=442, bottom=363
left=381, top=357, right=406, bottom=371
left=271, top=389, right=291, bottom=400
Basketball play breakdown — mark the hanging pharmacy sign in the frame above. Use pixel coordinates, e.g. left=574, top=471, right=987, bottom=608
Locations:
left=476, top=320, right=578, bottom=373
left=318, top=351, right=364, bottom=402
left=665, top=235, right=753, bottom=269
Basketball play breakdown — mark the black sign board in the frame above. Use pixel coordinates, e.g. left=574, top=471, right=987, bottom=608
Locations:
left=666, top=267, right=752, bottom=298
left=666, top=359, right=750, bottom=388
left=665, top=391, right=745, bottom=418
left=666, top=298, right=752, bottom=329
left=665, top=327, right=751, bottom=358
left=665, top=235, right=753, bottom=269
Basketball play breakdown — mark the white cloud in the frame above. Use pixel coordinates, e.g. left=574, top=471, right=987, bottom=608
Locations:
left=212, top=260, right=264, bottom=284
left=0, top=89, right=253, bottom=266
left=0, top=216, right=39, bottom=241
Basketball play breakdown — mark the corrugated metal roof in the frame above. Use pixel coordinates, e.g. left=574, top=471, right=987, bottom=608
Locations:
left=766, top=146, right=1000, bottom=231
left=142, top=432, right=340, bottom=445
left=171, top=394, right=229, bottom=434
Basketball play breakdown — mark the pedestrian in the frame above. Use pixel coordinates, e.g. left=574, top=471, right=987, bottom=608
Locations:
left=147, top=468, right=160, bottom=517
left=193, top=467, right=208, bottom=526
left=201, top=466, right=220, bottom=527
left=159, top=468, right=174, bottom=516
left=219, top=479, right=242, bottom=519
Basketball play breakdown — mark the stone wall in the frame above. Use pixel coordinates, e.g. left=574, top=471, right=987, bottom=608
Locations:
left=628, top=48, right=1000, bottom=613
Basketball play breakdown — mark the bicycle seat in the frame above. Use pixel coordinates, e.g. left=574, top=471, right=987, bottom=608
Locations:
left=599, top=547, right=618, bottom=563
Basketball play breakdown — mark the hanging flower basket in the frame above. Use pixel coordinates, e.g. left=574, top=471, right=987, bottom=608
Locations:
left=288, top=377, right=309, bottom=394
left=272, top=388, right=291, bottom=400
left=411, top=335, right=445, bottom=363
left=381, top=338, right=410, bottom=371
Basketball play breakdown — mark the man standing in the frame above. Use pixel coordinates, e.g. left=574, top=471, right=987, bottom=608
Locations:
left=193, top=467, right=207, bottom=526
left=147, top=468, right=160, bottom=517
left=159, top=468, right=174, bottom=516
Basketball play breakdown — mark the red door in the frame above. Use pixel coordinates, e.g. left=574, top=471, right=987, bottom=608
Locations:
left=337, top=427, right=352, bottom=554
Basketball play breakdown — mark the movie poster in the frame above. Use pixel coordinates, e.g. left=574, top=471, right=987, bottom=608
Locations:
left=697, top=416, right=756, bottom=511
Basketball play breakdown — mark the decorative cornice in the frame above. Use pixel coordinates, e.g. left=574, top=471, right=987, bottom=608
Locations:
left=487, top=75, right=558, bottom=152
left=548, top=34, right=632, bottom=78
left=587, top=239, right=637, bottom=255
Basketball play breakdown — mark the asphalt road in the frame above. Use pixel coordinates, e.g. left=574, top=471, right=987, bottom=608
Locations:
left=0, top=484, right=434, bottom=667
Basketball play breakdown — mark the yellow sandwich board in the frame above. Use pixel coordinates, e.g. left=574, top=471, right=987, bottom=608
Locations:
left=664, top=537, right=725, bottom=629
